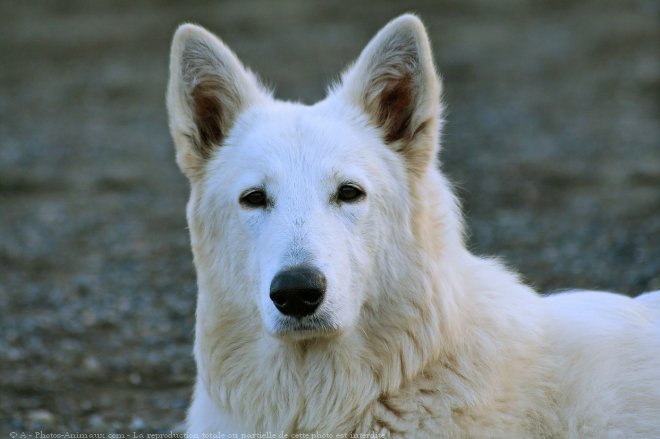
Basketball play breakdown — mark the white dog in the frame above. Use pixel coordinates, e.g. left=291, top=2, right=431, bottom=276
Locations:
left=166, top=14, right=660, bottom=438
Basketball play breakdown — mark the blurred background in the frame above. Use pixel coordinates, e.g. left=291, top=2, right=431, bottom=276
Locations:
left=1, top=0, right=658, bottom=432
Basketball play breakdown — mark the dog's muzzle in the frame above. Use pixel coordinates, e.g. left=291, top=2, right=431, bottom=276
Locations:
left=269, top=265, right=326, bottom=318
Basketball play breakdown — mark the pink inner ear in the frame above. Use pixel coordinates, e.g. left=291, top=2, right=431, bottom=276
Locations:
left=191, top=83, right=224, bottom=158
left=378, top=74, right=414, bottom=143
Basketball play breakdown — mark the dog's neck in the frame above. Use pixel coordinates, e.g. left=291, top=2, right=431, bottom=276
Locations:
left=194, top=292, right=453, bottom=434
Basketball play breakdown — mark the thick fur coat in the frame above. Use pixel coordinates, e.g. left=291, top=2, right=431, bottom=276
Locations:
left=166, top=14, right=660, bottom=438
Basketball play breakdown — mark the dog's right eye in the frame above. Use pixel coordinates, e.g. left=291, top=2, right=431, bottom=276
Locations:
left=240, top=189, right=268, bottom=208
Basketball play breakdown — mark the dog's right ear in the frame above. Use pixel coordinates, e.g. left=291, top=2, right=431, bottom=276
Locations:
left=167, top=24, right=268, bottom=180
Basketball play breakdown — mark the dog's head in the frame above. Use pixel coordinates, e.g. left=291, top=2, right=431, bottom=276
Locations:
left=167, top=15, right=442, bottom=341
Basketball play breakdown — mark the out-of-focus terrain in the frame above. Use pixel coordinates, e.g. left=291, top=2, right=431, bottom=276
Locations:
left=1, top=0, right=658, bottom=432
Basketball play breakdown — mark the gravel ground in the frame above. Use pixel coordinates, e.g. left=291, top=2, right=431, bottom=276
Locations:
left=1, top=0, right=658, bottom=433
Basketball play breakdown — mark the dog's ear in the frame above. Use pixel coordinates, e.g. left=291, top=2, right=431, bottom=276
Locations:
left=167, top=24, right=268, bottom=179
left=336, top=14, right=442, bottom=174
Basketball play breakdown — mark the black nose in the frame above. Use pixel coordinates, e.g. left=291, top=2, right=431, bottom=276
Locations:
left=270, top=266, right=326, bottom=318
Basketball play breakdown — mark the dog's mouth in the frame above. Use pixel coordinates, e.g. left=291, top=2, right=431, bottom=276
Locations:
left=270, top=312, right=341, bottom=340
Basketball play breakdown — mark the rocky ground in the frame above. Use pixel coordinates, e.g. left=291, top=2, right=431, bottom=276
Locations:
left=1, top=0, right=658, bottom=433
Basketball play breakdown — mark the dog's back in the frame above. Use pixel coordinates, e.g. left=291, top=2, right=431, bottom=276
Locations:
left=637, top=290, right=660, bottom=317
left=541, top=290, right=660, bottom=436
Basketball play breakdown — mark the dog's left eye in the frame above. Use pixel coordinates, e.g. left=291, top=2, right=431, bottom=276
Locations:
left=337, top=184, right=365, bottom=203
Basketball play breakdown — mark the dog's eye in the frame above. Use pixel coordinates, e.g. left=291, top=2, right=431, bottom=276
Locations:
left=240, top=189, right=268, bottom=208
left=337, top=184, right=365, bottom=203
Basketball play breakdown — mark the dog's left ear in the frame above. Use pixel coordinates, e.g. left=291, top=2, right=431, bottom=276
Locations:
left=336, top=14, right=442, bottom=174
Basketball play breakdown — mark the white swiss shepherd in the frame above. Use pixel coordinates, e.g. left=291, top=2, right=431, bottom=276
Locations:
left=166, top=14, right=660, bottom=438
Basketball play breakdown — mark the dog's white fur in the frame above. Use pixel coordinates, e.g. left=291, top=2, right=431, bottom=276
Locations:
left=167, top=14, right=660, bottom=438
